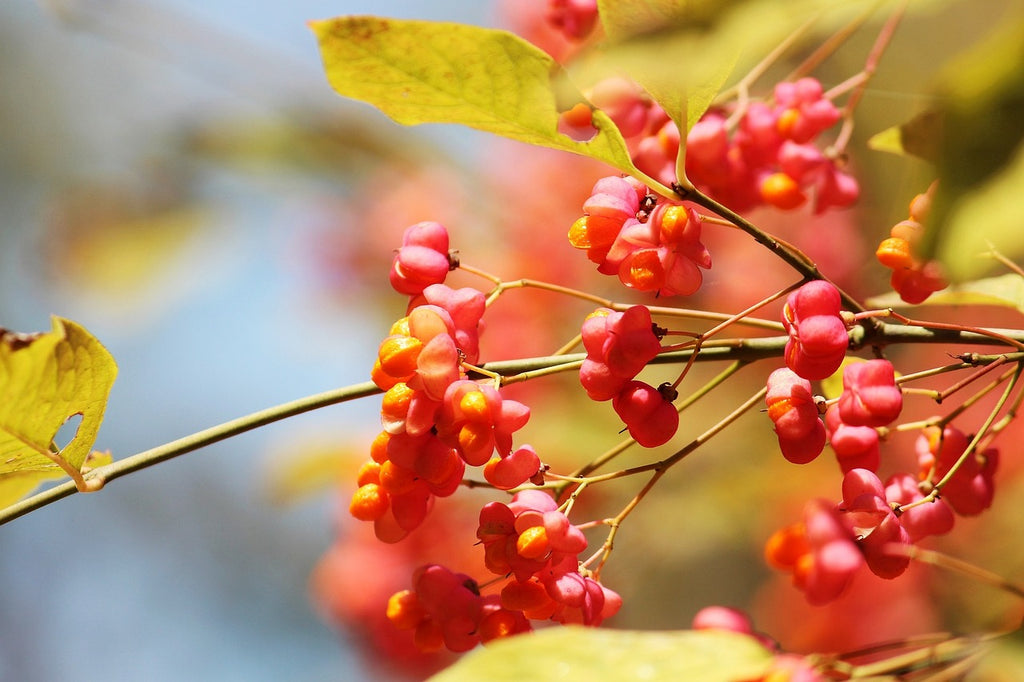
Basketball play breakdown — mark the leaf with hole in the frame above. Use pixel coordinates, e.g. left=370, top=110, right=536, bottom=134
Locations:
left=0, top=317, right=118, bottom=506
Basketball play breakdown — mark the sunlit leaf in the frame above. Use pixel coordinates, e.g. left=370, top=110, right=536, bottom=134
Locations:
left=593, top=0, right=738, bottom=134
left=820, top=356, right=863, bottom=400
left=428, top=627, right=772, bottom=682
left=597, top=0, right=701, bottom=41
left=589, top=1, right=932, bottom=131
left=310, top=17, right=652, bottom=184
left=867, top=109, right=943, bottom=162
left=935, top=142, right=1024, bottom=282
left=0, top=317, right=117, bottom=506
left=922, top=11, right=1024, bottom=281
left=264, top=442, right=354, bottom=505
left=866, top=273, right=1024, bottom=313
left=45, top=180, right=209, bottom=308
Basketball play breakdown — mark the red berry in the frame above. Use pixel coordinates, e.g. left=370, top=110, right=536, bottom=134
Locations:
left=612, top=381, right=679, bottom=447
left=837, top=360, right=902, bottom=428
left=782, top=281, right=849, bottom=381
left=766, top=368, right=826, bottom=464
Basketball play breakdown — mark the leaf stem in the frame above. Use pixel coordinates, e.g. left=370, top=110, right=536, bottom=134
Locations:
left=0, top=381, right=382, bottom=526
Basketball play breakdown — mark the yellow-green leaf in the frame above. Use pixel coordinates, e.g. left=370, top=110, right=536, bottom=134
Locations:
left=428, top=627, right=772, bottom=682
left=935, top=141, right=1024, bottom=282
left=0, top=317, right=117, bottom=506
left=820, top=356, right=862, bottom=400
left=263, top=442, right=356, bottom=505
left=921, top=11, right=1024, bottom=281
left=310, top=17, right=653, bottom=185
left=866, top=273, right=1024, bottom=313
left=867, top=109, right=943, bottom=162
left=593, top=0, right=738, bottom=133
left=597, top=0, right=699, bottom=42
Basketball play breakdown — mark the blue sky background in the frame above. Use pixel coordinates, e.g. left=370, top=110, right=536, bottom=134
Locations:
left=0, top=1, right=494, bottom=680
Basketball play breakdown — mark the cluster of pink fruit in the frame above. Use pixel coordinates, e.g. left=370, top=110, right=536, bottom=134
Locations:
left=333, top=0, right=984, bottom=665
left=580, top=305, right=680, bottom=447
left=568, top=175, right=712, bottom=296
left=585, top=75, right=858, bottom=214
left=352, top=222, right=541, bottom=546
left=381, top=489, right=622, bottom=653
left=764, top=280, right=998, bottom=604
left=351, top=217, right=637, bottom=653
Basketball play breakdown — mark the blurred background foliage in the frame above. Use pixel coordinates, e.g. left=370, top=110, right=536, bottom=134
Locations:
left=2, top=1, right=1024, bottom=681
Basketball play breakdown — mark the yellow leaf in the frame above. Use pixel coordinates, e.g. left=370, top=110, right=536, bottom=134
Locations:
left=429, top=626, right=772, bottom=682
left=264, top=443, right=356, bottom=506
left=867, top=109, right=943, bottom=162
left=0, top=317, right=117, bottom=506
left=866, top=273, right=1024, bottom=312
left=820, top=356, right=862, bottom=400
left=310, top=16, right=657, bottom=187
left=922, top=11, right=1024, bottom=280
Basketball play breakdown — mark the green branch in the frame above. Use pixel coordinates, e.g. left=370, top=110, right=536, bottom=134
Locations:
left=0, top=381, right=382, bottom=526
left=3, top=321, right=1023, bottom=527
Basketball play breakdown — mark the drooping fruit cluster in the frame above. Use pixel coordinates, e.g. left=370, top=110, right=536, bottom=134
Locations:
left=385, top=564, right=531, bottom=652
left=586, top=75, right=856, bottom=213
left=766, top=415, right=1002, bottom=604
left=782, top=280, right=850, bottom=381
left=353, top=223, right=542, bottom=542
left=875, top=182, right=947, bottom=304
left=767, top=355, right=902, bottom=470
left=477, top=490, right=622, bottom=627
left=568, top=176, right=712, bottom=296
left=579, top=305, right=679, bottom=447
left=768, top=280, right=912, bottom=474
left=765, top=467, right=928, bottom=605
left=384, top=490, right=623, bottom=654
